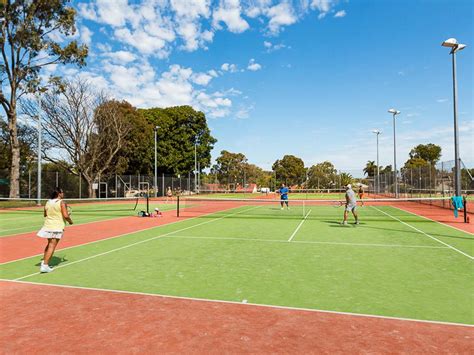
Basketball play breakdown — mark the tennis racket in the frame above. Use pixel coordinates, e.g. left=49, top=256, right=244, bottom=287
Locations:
left=333, top=201, right=345, bottom=208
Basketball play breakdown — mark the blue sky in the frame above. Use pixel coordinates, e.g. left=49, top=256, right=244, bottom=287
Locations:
left=51, top=0, right=472, bottom=176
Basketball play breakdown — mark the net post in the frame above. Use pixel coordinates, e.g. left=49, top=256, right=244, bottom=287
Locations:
left=177, top=195, right=180, bottom=217
left=463, top=196, right=467, bottom=223
left=146, top=193, right=149, bottom=215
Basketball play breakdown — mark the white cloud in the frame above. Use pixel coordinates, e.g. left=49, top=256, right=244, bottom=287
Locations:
left=79, top=26, right=93, bottom=45
left=263, top=41, right=288, bottom=52
left=437, top=98, right=448, bottom=103
left=221, top=63, right=239, bottom=72
left=311, top=0, right=337, bottom=19
left=213, top=0, right=250, bottom=33
left=334, top=10, right=346, bottom=18
left=235, top=104, right=254, bottom=119
left=192, top=72, right=214, bottom=86
left=247, top=59, right=262, bottom=71
left=95, top=0, right=130, bottom=27
left=266, top=2, right=297, bottom=34
left=114, top=26, right=171, bottom=58
left=103, top=50, right=137, bottom=63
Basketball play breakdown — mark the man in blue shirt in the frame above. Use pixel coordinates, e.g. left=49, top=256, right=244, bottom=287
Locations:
left=278, top=183, right=290, bottom=210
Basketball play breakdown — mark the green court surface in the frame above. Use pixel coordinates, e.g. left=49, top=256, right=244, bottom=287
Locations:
left=1, top=204, right=472, bottom=325
left=0, top=201, right=174, bottom=237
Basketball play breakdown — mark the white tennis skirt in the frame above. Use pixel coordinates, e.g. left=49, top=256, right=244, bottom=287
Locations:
left=37, top=228, right=64, bottom=239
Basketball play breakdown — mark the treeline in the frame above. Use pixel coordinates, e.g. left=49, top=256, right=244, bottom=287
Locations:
left=1, top=79, right=216, bottom=197
left=202, top=151, right=357, bottom=190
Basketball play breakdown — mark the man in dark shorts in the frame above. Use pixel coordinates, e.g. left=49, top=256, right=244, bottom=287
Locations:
left=278, top=183, right=290, bottom=210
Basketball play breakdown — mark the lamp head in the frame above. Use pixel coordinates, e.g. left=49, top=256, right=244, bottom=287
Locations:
left=388, top=108, right=401, bottom=115
left=442, top=38, right=458, bottom=48
left=372, top=129, right=381, bottom=134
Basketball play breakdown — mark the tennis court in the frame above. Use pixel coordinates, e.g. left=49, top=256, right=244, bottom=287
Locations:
left=0, top=196, right=472, bottom=352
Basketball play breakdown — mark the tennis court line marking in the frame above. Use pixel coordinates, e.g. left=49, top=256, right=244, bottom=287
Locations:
left=391, top=206, right=473, bottom=236
left=2, top=279, right=472, bottom=328
left=288, top=210, right=312, bottom=242
left=0, top=205, right=259, bottom=266
left=161, top=234, right=449, bottom=249
left=371, top=206, right=473, bottom=260
left=13, top=206, right=261, bottom=280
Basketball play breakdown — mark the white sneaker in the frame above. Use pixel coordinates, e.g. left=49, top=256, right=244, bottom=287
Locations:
left=341, top=221, right=347, bottom=225
left=281, top=207, right=284, bottom=210
left=40, top=264, right=54, bottom=273
left=355, top=221, right=360, bottom=225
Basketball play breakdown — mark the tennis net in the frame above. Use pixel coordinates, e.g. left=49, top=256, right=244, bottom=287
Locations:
left=176, top=196, right=469, bottom=222
left=0, top=197, right=143, bottom=215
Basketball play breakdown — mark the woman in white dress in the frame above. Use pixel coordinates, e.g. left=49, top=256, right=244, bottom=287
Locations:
left=37, top=188, right=73, bottom=273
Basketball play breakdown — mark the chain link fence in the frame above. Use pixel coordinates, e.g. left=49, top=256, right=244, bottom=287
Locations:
left=0, top=168, right=198, bottom=199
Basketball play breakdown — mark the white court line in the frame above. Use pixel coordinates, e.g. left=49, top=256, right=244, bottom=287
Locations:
left=2, top=279, right=472, bottom=328
left=162, top=234, right=449, bottom=249
left=391, top=206, right=473, bottom=236
left=288, top=210, right=312, bottom=242
left=13, top=206, right=261, bottom=280
left=371, top=206, right=473, bottom=260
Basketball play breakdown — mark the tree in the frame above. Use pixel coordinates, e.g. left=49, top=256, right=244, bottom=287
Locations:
left=140, top=106, right=216, bottom=175
left=409, top=144, right=442, bottom=165
left=1, top=0, right=88, bottom=197
left=306, top=161, right=338, bottom=189
left=272, top=155, right=305, bottom=186
left=37, top=80, right=130, bottom=197
left=212, top=150, right=247, bottom=188
left=339, top=172, right=353, bottom=187
left=109, top=102, right=153, bottom=175
left=363, top=160, right=377, bottom=177
left=381, top=165, right=393, bottom=173
left=0, top=117, right=36, bottom=196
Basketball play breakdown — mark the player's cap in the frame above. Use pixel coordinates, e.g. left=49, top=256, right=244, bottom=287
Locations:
left=154, top=208, right=160, bottom=211
left=346, top=184, right=351, bottom=189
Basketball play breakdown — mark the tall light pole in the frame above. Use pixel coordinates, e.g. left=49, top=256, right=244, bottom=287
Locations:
left=36, top=115, right=42, bottom=205
left=372, top=130, right=381, bottom=194
left=388, top=109, right=401, bottom=197
left=154, top=126, right=159, bottom=197
left=442, top=38, right=466, bottom=197
left=194, top=135, right=198, bottom=193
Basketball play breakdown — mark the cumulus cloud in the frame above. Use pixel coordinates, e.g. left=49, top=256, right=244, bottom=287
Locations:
left=247, top=59, right=262, bottom=71
left=103, top=50, right=137, bottom=64
left=213, top=0, right=250, bottom=33
left=221, top=63, right=239, bottom=72
left=311, top=0, right=337, bottom=19
left=263, top=41, right=288, bottom=52
left=334, top=10, right=346, bottom=18
left=266, top=2, right=297, bottom=34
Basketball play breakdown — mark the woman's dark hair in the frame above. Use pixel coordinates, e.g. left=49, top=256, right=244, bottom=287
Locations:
left=50, top=187, right=64, bottom=199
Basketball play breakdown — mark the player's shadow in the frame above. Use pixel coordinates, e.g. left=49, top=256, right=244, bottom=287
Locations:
left=324, top=220, right=367, bottom=227
left=35, top=256, right=68, bottom=267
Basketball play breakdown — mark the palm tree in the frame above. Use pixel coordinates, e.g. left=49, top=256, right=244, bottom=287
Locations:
left=339, top=173, right=353, bottom=187
left=363, top=161, right=377, bottom=177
